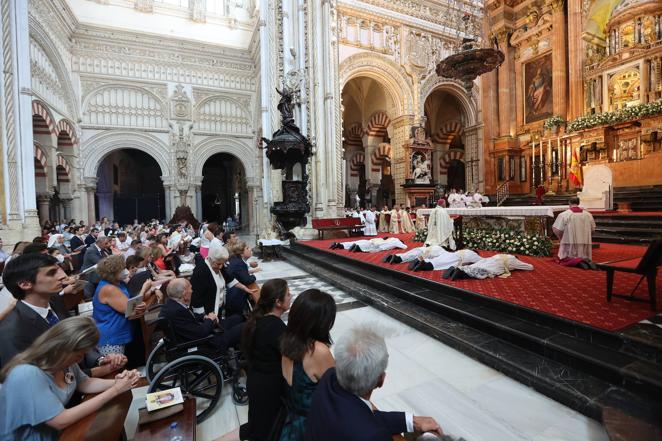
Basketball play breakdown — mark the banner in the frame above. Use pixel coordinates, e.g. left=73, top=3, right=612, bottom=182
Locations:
left=569, top=147, right=582, bottom=187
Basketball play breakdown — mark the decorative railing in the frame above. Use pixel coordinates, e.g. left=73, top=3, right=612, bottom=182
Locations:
left=496, top=180, right=510, bottom=206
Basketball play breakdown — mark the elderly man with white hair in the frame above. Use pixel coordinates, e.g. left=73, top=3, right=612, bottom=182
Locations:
left=304, top=325, right=443, bottom=441
left=190, top=241, right=257, bottom=317
left=159, top=278, right=244, bottom=352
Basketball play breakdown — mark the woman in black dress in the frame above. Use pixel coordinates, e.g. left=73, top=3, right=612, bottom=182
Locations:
left=216, top=278, right=292, bottom=441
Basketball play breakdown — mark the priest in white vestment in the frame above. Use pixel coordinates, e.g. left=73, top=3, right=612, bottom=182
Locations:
left=382, top=244, right=446, bottom=264
left=388, top=208, right=401, bottom=234
left=378, top=206, right=390, bottom=233
left=364, top=207, right=378, bottom=236
left=425, top=200, right=456, bottom=250
left=329, top=237, right=407, bottom=253
left=400, top=207, right=416, bottom=233
left=448, top=190, right=465, bottom=208
left=552, top=197, right=596, bottom=260
left=452, top=254, right=534, bottom=279
left=410, top=249, right=482, bottom=271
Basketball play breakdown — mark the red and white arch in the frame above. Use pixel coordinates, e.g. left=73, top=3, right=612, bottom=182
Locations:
left=56, top=155, right=71, bottom=183
left=344, top=123, right=364, bottom=148
left=432, top=120, right=463, bottom=145
left=370, top=142, right=391, bottom=174
left=34, top=143, right=48, bottom=178
left=366, top=111, right=390, bottom=138
left=32, top=101, right=57, bottom=137
left=439, top=149, right=465, bottom=176
left=56, top=119, right=78, bottom=147
left=349, top=152, right=365, bottom=178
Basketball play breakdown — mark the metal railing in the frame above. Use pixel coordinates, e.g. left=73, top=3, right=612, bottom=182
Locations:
left=496, top=180, right=511, bottom=206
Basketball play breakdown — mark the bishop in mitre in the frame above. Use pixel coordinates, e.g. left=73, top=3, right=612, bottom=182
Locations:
left=425, top=199, right=456, bottom=250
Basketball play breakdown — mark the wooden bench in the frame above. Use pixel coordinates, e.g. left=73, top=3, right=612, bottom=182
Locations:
left=312, top=217, right=364, bottom=239
left=134, top=397, right=197, bottom=441
left=59, top=390, right=133, bottom=441
left=596, top=239, right=662, bottom=311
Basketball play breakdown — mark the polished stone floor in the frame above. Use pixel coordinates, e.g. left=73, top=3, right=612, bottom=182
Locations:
left=125, top=257, right=610, bottom=441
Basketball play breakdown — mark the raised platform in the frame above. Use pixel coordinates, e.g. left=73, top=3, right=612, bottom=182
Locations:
left=281, top=234, right=662, bottom=440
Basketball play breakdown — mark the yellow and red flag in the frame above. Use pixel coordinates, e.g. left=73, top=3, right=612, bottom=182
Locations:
left=569, top=147, right=582, bottom=187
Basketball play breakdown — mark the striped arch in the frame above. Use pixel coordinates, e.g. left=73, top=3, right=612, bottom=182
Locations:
left=32, top=101, right=57, bottom=136
left=439, top=149, right=465, bottom=175
left=349, top=152, right=365, bottom=177
left=344, top=123, right=364, bottom=147
left=56, top=119, right=78, bottom=146
left=34, top=143, right=48, bottom=177
left=366, top=112, right=390, bottom=138
left=432, top=120, right=463, bottom=145
left=370, top=143, right=392, bottom=173
left=56, top=155, right=71, bottom=182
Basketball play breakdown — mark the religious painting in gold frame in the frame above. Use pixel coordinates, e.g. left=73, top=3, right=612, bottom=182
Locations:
left=523, top=53, right=553, bottom=124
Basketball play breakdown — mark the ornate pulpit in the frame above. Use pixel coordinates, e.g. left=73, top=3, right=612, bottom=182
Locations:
left=402, top=125, right=436, bottom=207
left=262, top=87, right=312, bottom=230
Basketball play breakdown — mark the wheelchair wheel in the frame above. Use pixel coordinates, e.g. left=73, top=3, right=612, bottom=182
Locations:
left=148, top=355, right=224, bottom=423
left=145, top=339, right=167, bottom=382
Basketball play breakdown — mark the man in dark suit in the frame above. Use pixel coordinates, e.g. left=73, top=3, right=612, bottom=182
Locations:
left=69, top=226, right=86, bottom=270
left=0, top=253, right=126, bottom=375
left=82, top=237, right=110, bottom=298
left=160, top=278, right=243, bottom=352
left=305, top=326, right=443, bottom=441
left=84, top=227, right=100, bottom=247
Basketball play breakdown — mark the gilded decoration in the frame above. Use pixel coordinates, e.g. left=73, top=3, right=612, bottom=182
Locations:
left=608, top=68, right=641, bottom=110
left=523, top=53, right=553, bottom=124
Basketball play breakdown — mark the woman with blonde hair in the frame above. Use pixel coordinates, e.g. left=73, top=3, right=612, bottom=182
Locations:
left=0, top=316, right=140, bottom=440
left=92, top=255, right=153, bottom=356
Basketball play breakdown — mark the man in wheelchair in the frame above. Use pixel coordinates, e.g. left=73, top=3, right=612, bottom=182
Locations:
left=159, top=278, right=244, bottom=353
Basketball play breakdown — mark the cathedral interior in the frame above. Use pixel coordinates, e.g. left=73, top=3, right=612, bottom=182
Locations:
left=1, top=0, right=662, bottom=440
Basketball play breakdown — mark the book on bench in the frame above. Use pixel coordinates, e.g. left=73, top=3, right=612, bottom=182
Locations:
left=145, top=387, right=184, bottom=412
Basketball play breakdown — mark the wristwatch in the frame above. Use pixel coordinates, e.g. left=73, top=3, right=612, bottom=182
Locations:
left=96, top=356, right=106, bottom=367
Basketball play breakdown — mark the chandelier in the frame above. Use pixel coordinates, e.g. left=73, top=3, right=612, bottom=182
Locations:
left=436, top=13, right=504, bottom=91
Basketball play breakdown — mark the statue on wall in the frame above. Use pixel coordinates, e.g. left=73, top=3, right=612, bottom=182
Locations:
left=411, top=153, right=431, bottom=184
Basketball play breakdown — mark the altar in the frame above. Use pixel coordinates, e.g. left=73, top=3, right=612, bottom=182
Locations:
left=417, top=205, right=568, bottom=236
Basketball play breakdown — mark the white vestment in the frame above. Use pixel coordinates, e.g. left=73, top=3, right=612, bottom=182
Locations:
left=400, top=210, right=416, bottom=233
left=395, top=245, right=445, bottom=262
left=469, top=193, right=483, bottom=208
left=364, top=211, right=378, bottom=236
left=339, top=237, right=407, bottom=252
left=552, top=209, right=596, bottom=260
left=426, top=249, right=482, bottom=270
left=457, top=254, right=534, bottom=279
left=448, top=193, right=465, bottom=208
left=388, top=209, right=400, bottom=234
left=425, top=206, right=456, bottom=250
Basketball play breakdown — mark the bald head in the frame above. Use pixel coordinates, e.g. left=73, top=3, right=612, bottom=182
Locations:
left=166, top=278, right=192, bottom=304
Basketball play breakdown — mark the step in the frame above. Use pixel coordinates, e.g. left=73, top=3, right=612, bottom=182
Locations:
left=281, top=245, right=662, bottom=437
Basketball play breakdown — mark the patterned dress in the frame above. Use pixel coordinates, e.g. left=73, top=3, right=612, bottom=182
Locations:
left=279, top=361, right=317, bottom=441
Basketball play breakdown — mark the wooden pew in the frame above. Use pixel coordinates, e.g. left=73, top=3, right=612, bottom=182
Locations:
left=58, top=390, right=133, bottom=441
left=134, top=397, right=197, bottom=441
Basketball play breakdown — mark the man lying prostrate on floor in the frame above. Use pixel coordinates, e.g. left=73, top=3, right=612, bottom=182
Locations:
left=329, top=237, right=407, bottom=253
left=382, top=244, right=446, bottom=264
left=304, top=325, right=444, bottom=441
left=444, top=254, right=534, bottom=280
left=410, top=248, right=482, bottom=272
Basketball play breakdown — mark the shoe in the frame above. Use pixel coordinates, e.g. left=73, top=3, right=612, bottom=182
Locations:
left=450, top=268, right=462, bottom=280
left=382, top=255, right=393, bottom=263
left=442, top=267, right=456, bottom=279
left=353, top=246, right=363, bottom=253
left=349, top=244, right=356, bottom=252
left=587, top=260, right=598, bottom=270
left=329, top=242, right=337, bottom=249
left=391, top=255, right=402, bottom=264
left=408, top=260, right=420, bottom=271
left=578, top=261, right=590, bottom=270
left=414, top=262, right=433, bottom=272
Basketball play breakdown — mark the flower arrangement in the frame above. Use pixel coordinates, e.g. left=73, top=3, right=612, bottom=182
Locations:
left=567, top=99, right=662, bottom=133
left=543, top=115, right=565, bottom=131
left=463, top=228, right=552, bottom=257
left=413, top=227, right=428, bottom=243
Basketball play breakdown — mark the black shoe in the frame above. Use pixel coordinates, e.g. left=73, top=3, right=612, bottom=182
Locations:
left=382, top=255, right=393, bottom=263
left=391, top=255, right=402, bottom=264
left=587, top=260, right=598, bottom=270
left=353, top=246, right=363, bottom=253
left=578, top=261, right=590, bottom=270
left=408, top=260, right=420, bottom=271
left=443, top=267, right=456, bottom=279
left=330, top=242, right=337, bottom=249
left=414, top=262, right=434, bottom=272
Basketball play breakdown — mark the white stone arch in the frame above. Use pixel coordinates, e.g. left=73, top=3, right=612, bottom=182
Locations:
left=192, top=137, right=256, bottom=185
left=81, top=131, right=171, bottom=179
left=339, top=52, right=414, bottom=117
left=28, top=18, right=79, bottom=119
left=420, top=76, right=478, bottom=126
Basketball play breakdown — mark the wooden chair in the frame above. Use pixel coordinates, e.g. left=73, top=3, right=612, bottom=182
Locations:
left=596, top=239, right=662, bottom=311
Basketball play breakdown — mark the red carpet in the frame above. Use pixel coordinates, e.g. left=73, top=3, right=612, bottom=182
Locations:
left=301, top=234, right=660, bottom=332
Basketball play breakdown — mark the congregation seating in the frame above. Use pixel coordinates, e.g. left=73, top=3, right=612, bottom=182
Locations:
left=596, top=239, right=662, bottom=310
left=312, top=217, right=364, bottom=239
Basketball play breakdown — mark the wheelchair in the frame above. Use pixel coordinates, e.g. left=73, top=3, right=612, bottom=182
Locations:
left=145, top=316, right=248, bottom=423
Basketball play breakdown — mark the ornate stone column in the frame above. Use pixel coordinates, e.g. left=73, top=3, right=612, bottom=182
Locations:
left=567, top=0, right=584, bottom=119
left=550, top=0, right=567, bottom=118
left=84, top=178, right=97, bottom=225
left=195, top=184, right=203, bottom=220
left=495, top=28, right=515, bottom=137
left=61, top=197, right=73, bottom=221
left=391, top=114, right=415, bottom=205
left=641, top=58, right=651, bottom=103
left=163, top=184, right=172, bottom=221
left=36, top=193, right=51, bottom=226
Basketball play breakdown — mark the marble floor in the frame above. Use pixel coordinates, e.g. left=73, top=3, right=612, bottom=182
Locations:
left=125, top=257, right=610, bottom=441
